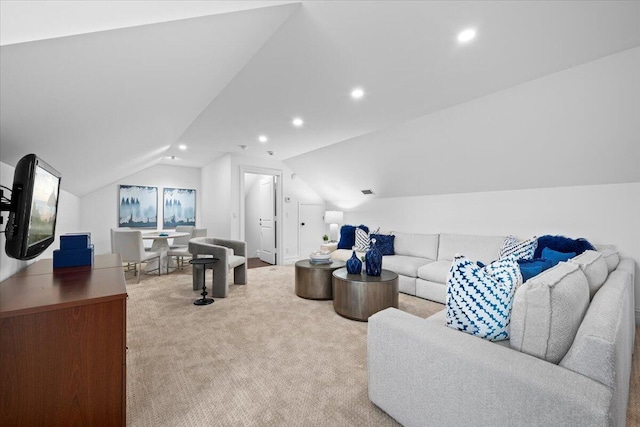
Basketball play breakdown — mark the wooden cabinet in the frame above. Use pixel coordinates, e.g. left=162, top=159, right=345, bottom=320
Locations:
left=0, top=254, right=127, bottom=426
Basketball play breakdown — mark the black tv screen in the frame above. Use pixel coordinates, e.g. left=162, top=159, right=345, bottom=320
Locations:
left=5, top=154, right=61, bottom=260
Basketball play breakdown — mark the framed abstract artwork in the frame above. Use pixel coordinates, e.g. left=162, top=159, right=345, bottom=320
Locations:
left=118, top=185, right=158, bottom=228
left=163, top=187, right=196, bottom=229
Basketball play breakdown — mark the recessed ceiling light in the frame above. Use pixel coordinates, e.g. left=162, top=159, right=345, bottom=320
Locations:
left=292, top=117, right=304, bottom=127
left=267, top=151, right=274, bottom=156
left=178, top=144, right=187, bottom=150
left=351, top=88, right=364, bottom=99
left=239, top=145, right=248, bottom=150
left=457, top=28, right=476, bottom=43
left=258, top=135, right=268, bottom=143
left=170, top=155, right=176, bottom=160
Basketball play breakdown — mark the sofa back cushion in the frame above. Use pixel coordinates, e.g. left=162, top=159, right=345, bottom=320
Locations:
left=569, top=250, right=608, bottom=299
left=437, top=234, right=505, bottom=264
left=391, top=232, right=439, bottom=260
left=559, top=269, right=634, bottom=427
left=560, top=270, right=631, bottom=388
left=510, top=262, right=589, bottom=364
left=600, top=247, right=620, bottom=273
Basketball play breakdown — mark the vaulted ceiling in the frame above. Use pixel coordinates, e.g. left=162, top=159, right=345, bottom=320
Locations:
left=1, top=1, right=639, bottom=198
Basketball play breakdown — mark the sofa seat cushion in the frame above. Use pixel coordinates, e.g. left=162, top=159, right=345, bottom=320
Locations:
left=330, top=249, right=364, bottom=262
left=437, top=234, right=506, bottom=264
left=427, top=310, right=512, bottom=349
left=229, top=255, right=246, bottom=269
left=569, top=250, right=608, bottom=299
left=391, top=232, right=439, bottom=259
left=510, top=262, right=589, bottom=363
left=382, top=255, right=432, bottom=278
left=417, top=260, right=452, bottom=284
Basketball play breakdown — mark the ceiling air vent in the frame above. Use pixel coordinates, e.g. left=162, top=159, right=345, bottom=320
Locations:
left=361, top=189, right=374, bottom=195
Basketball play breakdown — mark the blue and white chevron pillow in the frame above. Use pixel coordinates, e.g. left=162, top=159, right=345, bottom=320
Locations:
left=445, top=254, right=523, bottom=341
left=499, top=235, right=537, bottom=260
left=354, top=228, right=370, bottom=251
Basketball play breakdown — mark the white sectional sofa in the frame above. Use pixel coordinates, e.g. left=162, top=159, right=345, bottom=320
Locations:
left=368, top=253, right=635, bottom=426
left=326, top=230, right=636, bottom=425
left=323, top=232, right=506, bottom=303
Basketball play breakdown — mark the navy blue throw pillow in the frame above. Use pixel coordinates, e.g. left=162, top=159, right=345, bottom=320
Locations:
left=517, top=258, right=553, bottom=281
left=533, top=235, right=595, bottom=259
left=542, top=247, right=575, bottom=267
left=337, top=225, right=369, bottom=250
left=371, top=233, right=395, bottom=255
left=337, top=225, right=356, bottom=249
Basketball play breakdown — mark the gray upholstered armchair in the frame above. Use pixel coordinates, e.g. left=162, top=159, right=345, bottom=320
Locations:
left=188, top=237, right=247, bottom=297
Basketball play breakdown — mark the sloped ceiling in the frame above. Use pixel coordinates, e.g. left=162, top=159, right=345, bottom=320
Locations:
left=1, top=1, right=639, bottom=199
left=0, top=2, right=299, bottom=196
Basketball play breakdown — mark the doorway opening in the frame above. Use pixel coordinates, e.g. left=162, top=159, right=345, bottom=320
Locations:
left=240, top=166, right=283, bottom=266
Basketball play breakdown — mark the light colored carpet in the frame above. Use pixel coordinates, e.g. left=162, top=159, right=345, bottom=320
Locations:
left=125, top=265, right=640, bottom=427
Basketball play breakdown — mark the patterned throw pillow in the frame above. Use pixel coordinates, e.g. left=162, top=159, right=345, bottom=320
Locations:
left=370, top=233, right=395, bottom=255
left=354, top=228, right=370, bottom=251
left=446, top=254, right=523, bottom=341
left=499, top=235, right=537, bottom=260
left=337, top=225, right=369, bottom=250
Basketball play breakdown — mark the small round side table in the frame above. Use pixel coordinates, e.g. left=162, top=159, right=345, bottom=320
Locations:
left=295, top=259, right=345, bottom=300
left=189, top=258, right=219, bottom=306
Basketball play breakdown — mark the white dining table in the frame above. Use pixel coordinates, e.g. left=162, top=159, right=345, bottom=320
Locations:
left=142, top=231, right=190, bottom=273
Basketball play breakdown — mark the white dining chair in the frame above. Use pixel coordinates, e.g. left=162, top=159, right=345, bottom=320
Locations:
left=112, top=230, right=160, bottom=283
left=193, top=228, right=207, bottom=238
left=166, top=226, right=195, bottom=273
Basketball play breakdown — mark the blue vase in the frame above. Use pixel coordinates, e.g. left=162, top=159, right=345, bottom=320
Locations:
left=365, top=238, right=382, bottom=276
left=346, top=249, right=362, bottom=274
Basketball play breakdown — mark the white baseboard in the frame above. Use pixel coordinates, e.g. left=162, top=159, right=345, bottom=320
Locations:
left=283, top=256, right=299, bottom=265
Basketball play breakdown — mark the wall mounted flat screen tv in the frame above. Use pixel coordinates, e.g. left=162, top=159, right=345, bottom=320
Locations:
left=5, top=154, right=62, bottom=260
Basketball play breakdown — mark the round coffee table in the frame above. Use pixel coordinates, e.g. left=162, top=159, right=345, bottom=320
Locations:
left=332, top=268, right=399, bottom=321
left=295, top=259, right=346, bottom=300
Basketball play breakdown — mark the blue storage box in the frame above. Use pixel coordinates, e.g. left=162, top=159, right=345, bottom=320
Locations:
left=60, top=233, right=92, bottom=250
left=53, top=245, right=94, bottom=269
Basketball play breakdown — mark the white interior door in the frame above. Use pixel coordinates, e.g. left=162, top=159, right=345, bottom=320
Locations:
left=259, top=177, right=276, bottom=264
left=299, top=204, right=325, bottom=259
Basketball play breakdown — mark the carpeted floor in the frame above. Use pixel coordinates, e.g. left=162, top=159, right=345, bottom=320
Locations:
left=125, top=265, right=640, bottom=427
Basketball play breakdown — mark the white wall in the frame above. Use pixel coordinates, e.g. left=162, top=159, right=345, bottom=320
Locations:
left=337, top=182, right=640, bottom=323
left=200, top=154, right=231, bottom=238
left=80, top=164, right=201, bottom=255
left=0, top=161, right=81, bottom=281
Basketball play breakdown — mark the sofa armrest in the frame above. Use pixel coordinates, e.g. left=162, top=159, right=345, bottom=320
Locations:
left=368, top=308, right=613, bottom=427
left=320, top=242, right=338, bottom=253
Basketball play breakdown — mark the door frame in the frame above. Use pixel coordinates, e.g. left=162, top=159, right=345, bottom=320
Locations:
left=239, top=165, right=283, bottom=265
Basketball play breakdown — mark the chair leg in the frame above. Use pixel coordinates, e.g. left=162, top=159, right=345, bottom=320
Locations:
left=136, top=262, right=141, bottom=283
